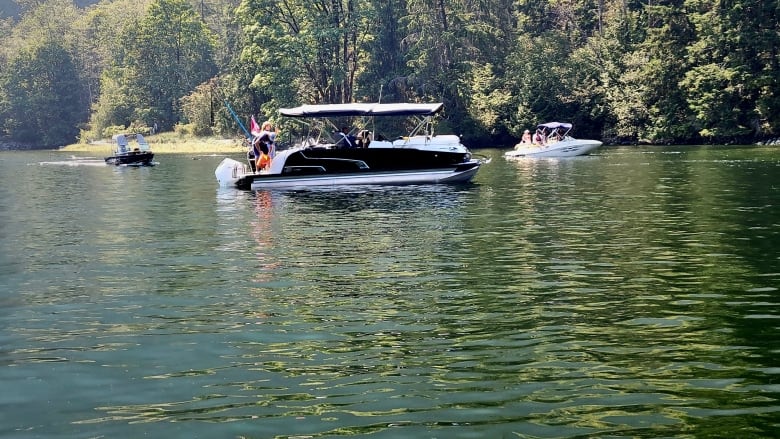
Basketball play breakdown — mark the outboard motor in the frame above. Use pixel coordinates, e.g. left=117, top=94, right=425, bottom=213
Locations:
left=215, top=158, right=247, bottom=188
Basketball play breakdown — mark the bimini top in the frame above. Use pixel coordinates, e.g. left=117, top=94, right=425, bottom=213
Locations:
left=538, top=122, right=573, bottom=130
left=279, top=103, right=445, bottom=118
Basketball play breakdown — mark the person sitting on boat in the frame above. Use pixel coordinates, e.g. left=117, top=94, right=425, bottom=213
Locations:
left=533, top=129, right=546, bottom=146
left=356, top=129, right=372, bottom=148
left=336, top=126, right=357, bottom=148
left=521, top=129, right=532, bottom=144
left=514, top=129, right=533, bottom=150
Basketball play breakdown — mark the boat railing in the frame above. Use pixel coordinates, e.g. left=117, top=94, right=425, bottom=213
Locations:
left=298, top=151, right=370, bottom=169
left=283, top=165, right=327, bottom=174
left=230, top=161, right=248, bottom=178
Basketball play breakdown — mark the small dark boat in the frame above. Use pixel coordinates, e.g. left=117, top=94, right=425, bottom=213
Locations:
left=105, top=133, right=155, bottom=166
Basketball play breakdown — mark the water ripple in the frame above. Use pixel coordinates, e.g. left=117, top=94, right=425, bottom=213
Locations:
left=1, top=149, right=779, bottom=438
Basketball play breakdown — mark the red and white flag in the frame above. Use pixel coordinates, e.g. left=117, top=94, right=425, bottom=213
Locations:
left=250, top=115, right=262, bottom=137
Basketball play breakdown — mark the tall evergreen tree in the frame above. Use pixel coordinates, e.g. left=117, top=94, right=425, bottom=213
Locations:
left=358, top=0, right=407, bottom=102
left=684, top=0, right=780, bottom=140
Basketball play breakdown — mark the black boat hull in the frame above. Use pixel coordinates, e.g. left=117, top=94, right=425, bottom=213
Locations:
left=105, top=151, right=155, bottom=166
left=227, top=148, right=479, bottom=190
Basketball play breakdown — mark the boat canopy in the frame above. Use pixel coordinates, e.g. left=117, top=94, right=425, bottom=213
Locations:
left=538, top=122, right=573, bottom=130
left=279, top=103, right=445, bottom=118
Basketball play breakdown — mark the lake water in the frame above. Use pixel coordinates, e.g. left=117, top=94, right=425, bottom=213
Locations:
left=1, top=146, right=778, bottom=438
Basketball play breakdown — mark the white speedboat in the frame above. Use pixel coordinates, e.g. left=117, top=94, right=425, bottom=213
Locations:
left=504, top=122, right=602, bottom=159
left=216, top=103, right=482, bottom=190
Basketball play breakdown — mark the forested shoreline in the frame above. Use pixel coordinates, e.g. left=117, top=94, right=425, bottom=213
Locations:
left=0, top=0, right=778, bottom=149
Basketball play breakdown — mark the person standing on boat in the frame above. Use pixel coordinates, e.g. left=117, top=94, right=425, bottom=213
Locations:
left=258, top=121, right=278, bottom=157
left=253, top=121, right=277, bottom=170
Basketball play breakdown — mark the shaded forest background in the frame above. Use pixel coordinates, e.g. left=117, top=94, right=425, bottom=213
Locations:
left=0, top=0, right=778, bottom=148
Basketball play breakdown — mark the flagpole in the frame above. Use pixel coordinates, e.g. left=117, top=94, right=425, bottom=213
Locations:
left=224, top=100, right=251, bottom=140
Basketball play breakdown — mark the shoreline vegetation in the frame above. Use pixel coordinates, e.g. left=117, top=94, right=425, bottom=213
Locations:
left=60, top=133, right=246, bottom=154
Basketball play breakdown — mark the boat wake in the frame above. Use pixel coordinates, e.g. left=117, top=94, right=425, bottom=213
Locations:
left=35, top=157, right=107, bottom=167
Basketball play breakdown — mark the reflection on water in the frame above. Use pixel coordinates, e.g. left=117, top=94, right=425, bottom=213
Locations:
left=1, top=147, right=779, bottom=438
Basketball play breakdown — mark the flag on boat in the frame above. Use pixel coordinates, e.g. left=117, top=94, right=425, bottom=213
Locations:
left=250, top=115, right=262, bottom=137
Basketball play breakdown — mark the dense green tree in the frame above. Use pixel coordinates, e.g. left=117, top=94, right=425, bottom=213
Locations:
left=181, top=80, right=217, bottom=135
left=1, top=0, right=80, bottom=56
left=194, top=0, right=244, bottom=68
left=1, top=40, right=88, bottom=146
left=2, top=0, right=780, bottom=145
left=358, top=0, right=406, bottom=103
left=600, top=0, right=695, bottom=142
left=205, top=0, right=273, bottom=136
left=130, top=0, right=217, bottom=129
left=399, top=0, right=520, bottom=144
left=453, top=0, right=517, bottom=143
left=400, top=0, right=457, bottom=102
left=504, top=34, right=574, bottom=132
left=504, top=0, right=607, bottom=139
left=683, top=0, right=780, bottom=141
left=594, top=1, right=647, bottom=141
left=89, top=0, right=217, bottom=135
left=238, top=0, right=375, bottom=106
left=71, top=0, right=152, bottom=109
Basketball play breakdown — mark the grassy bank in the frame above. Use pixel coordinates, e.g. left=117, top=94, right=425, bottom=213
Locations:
left=61, top=132, right=246, bottom=154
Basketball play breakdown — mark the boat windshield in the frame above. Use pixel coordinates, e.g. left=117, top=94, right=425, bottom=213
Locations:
left=537, top=122, right=573, bottom=138
left=112, top=133, right=151, bottom=152
left=278, top=103, right=447, bottom=147
left=136, top=134, right=151, bottom=151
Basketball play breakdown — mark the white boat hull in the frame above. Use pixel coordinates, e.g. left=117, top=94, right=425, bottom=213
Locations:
left=249, top=165, right=479, bottom=189
left=505, top=138, right=602, bottom=158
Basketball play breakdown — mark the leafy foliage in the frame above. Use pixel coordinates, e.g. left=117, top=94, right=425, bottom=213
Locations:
left=1, top=0, right=779, bottom=146
left=237, top=0, right=376, bottom=106
left=1, top=40, right=88, bottom=146
left=87, top=0, right=217, bottom=136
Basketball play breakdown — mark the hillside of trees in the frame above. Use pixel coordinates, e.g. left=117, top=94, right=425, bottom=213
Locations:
left=0, top=0, right=778, bottom=148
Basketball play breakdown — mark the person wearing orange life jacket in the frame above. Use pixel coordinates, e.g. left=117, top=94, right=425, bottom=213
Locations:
left=256, top=149, right=271, bottom=170
left=254, top=120, right=278, bottom=171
